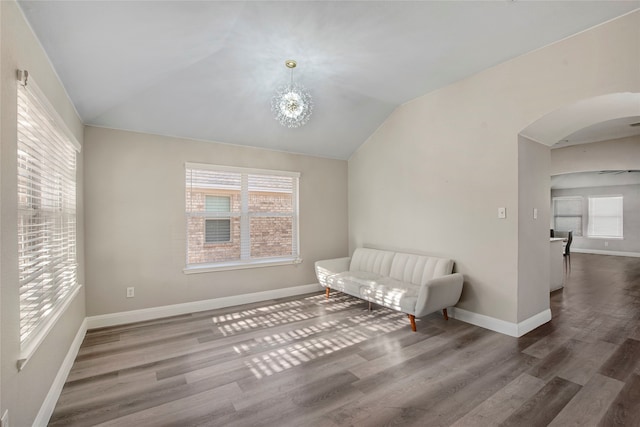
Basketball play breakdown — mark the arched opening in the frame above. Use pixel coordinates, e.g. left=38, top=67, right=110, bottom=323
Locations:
left=520, top=92, right=640, bottom=147
left=530, top=92, right=640, bottom=255
left=517, top=92, right=640, bottom=327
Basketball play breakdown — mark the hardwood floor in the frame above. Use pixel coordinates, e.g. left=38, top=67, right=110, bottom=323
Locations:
left=49, top=253, right=640, bottom=426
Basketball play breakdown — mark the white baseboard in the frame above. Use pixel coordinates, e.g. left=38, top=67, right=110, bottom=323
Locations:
left=33, top=318, right=87, bottom=427
left=572, top=248, right=640, bottom=258
left=450, top=307, right=551, bottom=338
left=86, top=283, right=323, bottom=329
left=516, top=309, right=553, bottom=336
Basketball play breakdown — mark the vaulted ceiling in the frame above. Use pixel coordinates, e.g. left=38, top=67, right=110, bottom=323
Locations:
left=18, top=1, right=640, bottom=159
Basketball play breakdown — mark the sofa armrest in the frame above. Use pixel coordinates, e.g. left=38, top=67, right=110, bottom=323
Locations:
left=414, top=273, right=464, bottom=317
left=315, top=257, right=351, bottom=288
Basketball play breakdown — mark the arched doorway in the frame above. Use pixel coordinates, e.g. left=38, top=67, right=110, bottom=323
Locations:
left=516, top=92, right=640, bottom=326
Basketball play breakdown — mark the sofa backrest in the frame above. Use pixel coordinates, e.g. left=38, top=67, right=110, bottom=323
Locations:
left=389, top=253, right=454, bottom=285
left=350, top=248, right=454, bottom=285
left=349, top=248, right=395, bottom=276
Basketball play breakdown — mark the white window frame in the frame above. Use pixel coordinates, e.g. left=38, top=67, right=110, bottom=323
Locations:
left=552, top=196, right=583, bottom=237
left=587, top=195, right=623, bottom=239
left=16, top=70, right=81, bottom=370
left=185, top=163, right=301, bottom=273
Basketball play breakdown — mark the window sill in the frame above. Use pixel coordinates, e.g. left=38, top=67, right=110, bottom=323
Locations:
left=586, top=236, right=623, bottom=240
left=183, top=257, right=303, bottom=274
left=18, top=284, right=82, bottom=371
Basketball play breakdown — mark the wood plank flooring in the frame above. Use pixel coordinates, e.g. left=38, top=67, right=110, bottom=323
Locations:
left=49, top=253, right=640, bottom=426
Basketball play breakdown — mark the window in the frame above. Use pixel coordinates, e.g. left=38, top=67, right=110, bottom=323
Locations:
left=552, top=196, right=583, bottom=236
left=205, top=219, right=231, bottom=243
left=588, top=196, right=623, bottom=238
left=185, top=163, right=300, bottom=271
left=17, top=70, right=80, bottom=364
left=205, top=196, right=231, bottom=243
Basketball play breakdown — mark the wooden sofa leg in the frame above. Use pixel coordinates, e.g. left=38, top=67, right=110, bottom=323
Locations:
left=442, top=308, right=449, bottom=321
left=325, top=288, right=330, bottom=299
left=408, top=314, right=417, bottom=332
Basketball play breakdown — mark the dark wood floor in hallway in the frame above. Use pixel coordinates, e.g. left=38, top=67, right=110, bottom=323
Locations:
left=49, top=253, right=640, bottom=426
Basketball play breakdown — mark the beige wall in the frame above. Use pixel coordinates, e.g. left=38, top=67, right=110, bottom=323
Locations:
left=551, top=135, right=640, bottom=175
left=349, top=10, right=640, bottom=324
left=517, top=137, right=551, bottom=322
left=83, top=126, right=348, bottom=316
left=0, top=1, right=85, bottom=426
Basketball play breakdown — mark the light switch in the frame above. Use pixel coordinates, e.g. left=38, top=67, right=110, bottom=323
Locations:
left=498, top=207, right=506, bottom=219
left=533, top=208, right=538, bottom=219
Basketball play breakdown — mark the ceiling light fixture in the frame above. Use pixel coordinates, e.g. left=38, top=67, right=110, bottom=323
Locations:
left=271, top=60, right=313, bottom=128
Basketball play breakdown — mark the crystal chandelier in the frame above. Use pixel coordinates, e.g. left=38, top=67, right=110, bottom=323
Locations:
left=272, top=60, right=313, bottom=128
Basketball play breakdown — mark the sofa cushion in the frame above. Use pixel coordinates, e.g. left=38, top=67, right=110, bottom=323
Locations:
left=349, top=248, right=395, bottom=276
left=362, top=276, right=420, bottom=313
left=326, top=270, right=383, bottom=296
left=389, top=253, right=454, bottom=286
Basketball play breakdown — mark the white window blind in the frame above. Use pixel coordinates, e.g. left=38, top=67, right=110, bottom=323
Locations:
left=17, top=71, right=80, bottom=356
left=553, top=197, right=583, bottom=236
left=186, top=163, right=299, bottom=269
left=588, top=196, right=623, bottom=238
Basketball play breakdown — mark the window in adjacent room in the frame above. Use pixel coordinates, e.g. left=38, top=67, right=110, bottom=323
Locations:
left=588, top=195, right=623, bottom=238
left=185, top=163, right=300, bottom=271
left=204, top=195, right=231, bottom=243
left=16, top=70, right=81, bottom=367
left=552, top=196, right=583, bottom=236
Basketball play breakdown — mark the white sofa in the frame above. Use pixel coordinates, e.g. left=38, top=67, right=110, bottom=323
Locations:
left=315, top=248, right=464, bottom=331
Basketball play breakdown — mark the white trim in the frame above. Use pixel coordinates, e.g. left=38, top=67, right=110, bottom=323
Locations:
left=33, top=318, right=87, bottom=427
left=572, top=248, right=640, bottom=258
left=183, top=257, right=303, bottom=274
left=18, top=285, right=82, bottom=371
left=516, top=309, right=553, bottom=336
left=585, top=236, right=624, bottom=240
left=449, top=307, right=551, bottom=338
left=86, top=283, right=322, bottom=329
left=185, top=162, right=300, bottom=178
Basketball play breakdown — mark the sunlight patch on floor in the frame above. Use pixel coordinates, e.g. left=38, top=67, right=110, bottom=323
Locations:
left=243, top=310, right=407, bottom=379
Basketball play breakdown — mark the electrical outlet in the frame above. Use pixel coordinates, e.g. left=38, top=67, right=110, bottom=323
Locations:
left=1, top=409, right=9, bottom=427
left=604, top=241, right=609, bottom=247
left=126, top=287, right=135, bottom=298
